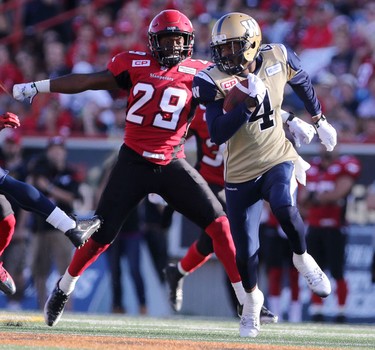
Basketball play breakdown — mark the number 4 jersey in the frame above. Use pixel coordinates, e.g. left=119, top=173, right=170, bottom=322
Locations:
left=107, top=51, right=210, bottom=165
left=193, top=43, right=320, bottom=184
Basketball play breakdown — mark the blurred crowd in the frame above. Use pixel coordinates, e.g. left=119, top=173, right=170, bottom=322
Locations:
left=0, top=0, right=374, bottom=142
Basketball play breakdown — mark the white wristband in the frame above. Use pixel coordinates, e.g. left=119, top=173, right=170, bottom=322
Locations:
left=34, top=79, right=51, bottom=93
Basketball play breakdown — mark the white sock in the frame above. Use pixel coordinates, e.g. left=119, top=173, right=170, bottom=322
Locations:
left=243, top=286, right=263, bottom=315
left=293, top=251, right=308, bottom=262
left=177, top=262, right=188, bottom=276
left=58, top=269, right=80, bottom=295
left=232, top=281, right=246, bottom=305
left=46, top=207, right=76, bottom=233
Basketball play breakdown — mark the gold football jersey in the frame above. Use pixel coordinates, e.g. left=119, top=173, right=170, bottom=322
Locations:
left=200, top=44, right=299, bottom=183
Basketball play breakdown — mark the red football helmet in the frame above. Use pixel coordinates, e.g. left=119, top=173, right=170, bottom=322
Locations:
left=148, top=9, right=194, bottom=67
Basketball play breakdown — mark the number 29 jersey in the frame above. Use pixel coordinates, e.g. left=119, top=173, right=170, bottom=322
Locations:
left=107, top=51, right=210, bottom=165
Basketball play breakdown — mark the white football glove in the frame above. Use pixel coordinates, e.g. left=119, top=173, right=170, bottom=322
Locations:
left=247, top=73, right=266, bottom=106
left=13, top=82, right=38, bottom=103
left=314, top=115, right=337, bottom=152
left=283, top=111, right=316, bottom=148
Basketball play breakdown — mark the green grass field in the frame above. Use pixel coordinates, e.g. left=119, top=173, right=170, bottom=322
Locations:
left=0, top=311, right=374, bottom=350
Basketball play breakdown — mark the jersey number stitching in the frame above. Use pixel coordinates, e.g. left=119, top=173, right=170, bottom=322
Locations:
left=250, top=91, right=275, bottom=131
left=126, top=82, right=188, bottom=130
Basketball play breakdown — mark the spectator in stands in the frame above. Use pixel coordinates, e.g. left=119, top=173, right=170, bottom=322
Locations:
left=28, top=136, right=84, bottom=309
left=334, top=74, right=360, bottom=117
left=65, top=21, right=98, bottom=69
left=298, top=2, right=335, bottom=50
left=192, top=13, right=212, bottom=61
left=58, top=61, right=114, bottom=135
left=0, top=0, right=373, bottom=143
left=43, top=40, right=70, bottom=79
left=327, top=29, right=355, bottom=78
left=15, top=49, right=38, bottom=83
left=0, top=44, right=24, bottom=96
left=22, top=0, right=71, bottom=43
left=356, top=75, right=375, bottom=143
left=357, top=74, right=375, bottom=120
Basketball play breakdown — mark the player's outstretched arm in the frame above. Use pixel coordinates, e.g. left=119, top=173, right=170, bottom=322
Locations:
left=13, top=70, right=118, bottom=103
left=0, top=112, right=20, bottom=130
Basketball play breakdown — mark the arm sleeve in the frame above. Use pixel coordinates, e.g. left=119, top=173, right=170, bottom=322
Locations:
left=193, top=74, right=252, bottom=145
left=206, top=100, right=253, bottom=145
left=284, top=46, right=322, bottom=116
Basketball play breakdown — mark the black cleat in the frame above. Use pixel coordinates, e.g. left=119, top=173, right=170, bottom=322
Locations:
left=65, top=215, right=102, bottom=248
left=260, top=305, right=279, bottom=324
left=44, top=279, right=70, bottom=327
left=237, top=304, right=278, bottom=324
left=164, top=263, right=184, bottom=312
left=0, top=262, right=16, bottom=295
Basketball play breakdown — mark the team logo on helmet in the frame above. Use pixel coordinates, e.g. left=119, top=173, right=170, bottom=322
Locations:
left=210, top=12, right=262, bottom=75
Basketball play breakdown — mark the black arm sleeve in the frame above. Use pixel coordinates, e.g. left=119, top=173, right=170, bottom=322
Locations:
left=288, top=70, right=321, bottom=116
left=285, top=46, right=321, bottom=116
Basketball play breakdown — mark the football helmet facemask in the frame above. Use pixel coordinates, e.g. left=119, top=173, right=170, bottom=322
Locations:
left=148, top=9, right=194, bottom=67
left=210, top=12, right=262, bottom=75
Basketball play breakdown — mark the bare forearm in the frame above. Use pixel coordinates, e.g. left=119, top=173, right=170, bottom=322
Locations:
left=50, top=72, right=117, bottom=93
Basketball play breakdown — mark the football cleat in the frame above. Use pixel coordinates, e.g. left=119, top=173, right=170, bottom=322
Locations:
left=44, top=279, right=70, bottom=327
left=293, top=252, right=331, bottom=298
left=164, top=263, right=184, bottom=312
left=237, top=304, right=278, bottom=324
left=239, top=289, right=264, bottom=338
left=65, top=215, right=102, bottom=248
left=0, top=262, right=16, bottom=295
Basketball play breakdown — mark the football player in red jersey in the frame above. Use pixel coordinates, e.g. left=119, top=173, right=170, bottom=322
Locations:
left=0, top=112, right=101, bottom=297
left=299, top=148, right=361, bottom=323
left=13, top=9, right=251, bottom=327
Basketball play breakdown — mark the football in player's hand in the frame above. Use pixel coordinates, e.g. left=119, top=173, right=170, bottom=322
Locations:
left=223, top=79, right=257, bottom=113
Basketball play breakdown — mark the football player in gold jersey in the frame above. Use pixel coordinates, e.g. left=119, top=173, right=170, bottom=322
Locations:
left=192, top=12, right=336, bottom=337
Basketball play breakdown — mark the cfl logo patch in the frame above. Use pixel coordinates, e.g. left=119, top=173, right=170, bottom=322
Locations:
left=241, top=18, right=260, bottom=38
left=221, top=79, right=237, bottom=90
left=132, top=60, right=150, bottom=67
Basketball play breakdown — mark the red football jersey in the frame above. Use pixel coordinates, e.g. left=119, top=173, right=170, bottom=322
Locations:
left=305, top=155, right=361, bottom=228
left=107, top=51, right=210, bottom=165
left=189, top=105, right=225, bottom=187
